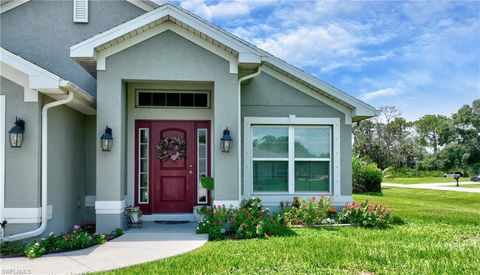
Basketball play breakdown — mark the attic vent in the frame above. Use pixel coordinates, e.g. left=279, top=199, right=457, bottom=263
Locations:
left=73, top=0, right=88, bottom=23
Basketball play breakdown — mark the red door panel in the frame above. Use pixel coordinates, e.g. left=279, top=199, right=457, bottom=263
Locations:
left=152, top=121, right=195, bottom=213
left=135, top=120, right=211, bottom=214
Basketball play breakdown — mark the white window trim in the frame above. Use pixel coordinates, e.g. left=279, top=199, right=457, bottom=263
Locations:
left=244, top=115, right=341, bottom=198
left=197, top=128, right=209, bottom=204
left=136, top=90, right=210, bottom=109
left=138, top=128, right=149, bottom=204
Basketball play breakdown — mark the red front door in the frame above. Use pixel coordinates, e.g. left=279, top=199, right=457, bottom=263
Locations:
left=135, top=120, right=211, bottom=214
left=151, top=121, right=195, bottom=213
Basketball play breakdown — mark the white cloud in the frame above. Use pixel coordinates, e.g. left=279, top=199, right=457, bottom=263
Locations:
left=360, top=88, right=401, bottom=101
left=177, top=0, right=277, bottom=20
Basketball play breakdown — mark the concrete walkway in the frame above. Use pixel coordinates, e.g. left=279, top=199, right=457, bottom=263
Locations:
left=383, top=181, right=480, bottom=193
left=1, top=222, right=208, bottom=275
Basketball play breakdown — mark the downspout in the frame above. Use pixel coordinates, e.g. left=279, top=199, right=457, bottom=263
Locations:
left=237, top=65, right=262, bottom=204
left=2, top=92, right=74, bottom=242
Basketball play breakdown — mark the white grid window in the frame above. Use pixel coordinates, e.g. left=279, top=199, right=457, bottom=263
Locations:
left=138, top=128, right=149, bottom=204
left=197, top=129, right=208, bottom=203
left=251, top=125, right=331, bottom=193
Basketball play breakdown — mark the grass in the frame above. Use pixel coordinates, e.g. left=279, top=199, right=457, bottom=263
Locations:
left=384, top=177, right=471, bottom=184
left=99, top=188, right=480, bottom=274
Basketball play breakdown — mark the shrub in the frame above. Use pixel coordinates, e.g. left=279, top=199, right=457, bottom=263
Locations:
left=231, top=198, right=283, bottom=239
left=24, top=241, right=46, bottom=259
left=338, top=200, right=392, bottom=228
left=197, top=198, right=284, bottom=240
left=196, top=205, right=232, bottom=240
left=113, top=228, right=124, bottom=237
left=1, top=225, right=109, bottom=259
left=353, top=155, right=383, bottom=193
left=283, top=196, right=333, bottom=226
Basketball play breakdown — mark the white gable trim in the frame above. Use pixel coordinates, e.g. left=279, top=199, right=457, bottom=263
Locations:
left=0, top=0, right=29, bottom=14
left=262, top=66, right=353, bottom=124
left=70, top=4, right=260, bottom=65
left=126, top=0, right=159, bottom=11
left=96, top=21, right=238, bottom=73
left=0, top=48, right=96, bottom=114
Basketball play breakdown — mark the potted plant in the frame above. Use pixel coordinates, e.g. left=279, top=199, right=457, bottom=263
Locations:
left=125, top=206, right=142, bottom=227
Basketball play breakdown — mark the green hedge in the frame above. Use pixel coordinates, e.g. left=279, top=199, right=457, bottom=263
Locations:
left=353, top=156, right=383, bottom=193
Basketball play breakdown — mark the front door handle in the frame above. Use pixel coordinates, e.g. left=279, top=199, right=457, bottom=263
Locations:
left=188, top=170, right=193, bottom=175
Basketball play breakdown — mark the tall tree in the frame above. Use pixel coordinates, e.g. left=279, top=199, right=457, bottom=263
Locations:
left=415, top=115, right=450, bottom=154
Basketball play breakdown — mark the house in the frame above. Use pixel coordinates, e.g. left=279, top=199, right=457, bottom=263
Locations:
left=0, top=0, right=378, bottom=240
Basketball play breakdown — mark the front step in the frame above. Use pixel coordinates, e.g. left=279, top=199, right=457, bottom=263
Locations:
left=142, top=213, right=196, bottom=222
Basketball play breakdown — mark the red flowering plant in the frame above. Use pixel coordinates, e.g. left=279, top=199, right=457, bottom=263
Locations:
left=337, top=199, right=392, bottom=228
left=56, top=224, right=106, bottom=250
left=196, top=205, right=232, bottom=240
left=283, top=196, right=333, bottom=226
left=230, top=198, right=283, bottom=239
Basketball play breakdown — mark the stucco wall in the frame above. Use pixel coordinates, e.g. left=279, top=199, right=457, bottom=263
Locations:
left=241, top=72, right=353, bottom=200
left=1, top=76, right=41, bottom=208
left=43, top=95, right=90, bottom=233
left=0, top=79, right=94, bottom=236
left=0, top=0, right=145, bottom=96
left=96, top=30, right=238, bottom=230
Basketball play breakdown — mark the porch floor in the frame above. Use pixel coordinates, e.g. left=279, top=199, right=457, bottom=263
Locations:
left=1, top=222, right=207, bottom=274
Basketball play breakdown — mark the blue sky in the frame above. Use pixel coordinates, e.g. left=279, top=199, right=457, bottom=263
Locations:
left=171, top=0, right=480, bottom=121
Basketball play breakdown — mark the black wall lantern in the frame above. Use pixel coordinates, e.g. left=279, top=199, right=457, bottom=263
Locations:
left=100, top=126, right=113, bottom=152
left=220, top=127, right=233, bottom=153
left=8, top=117, right=25, bottom=148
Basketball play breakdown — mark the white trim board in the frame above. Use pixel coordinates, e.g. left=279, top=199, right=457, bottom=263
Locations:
left=3, top=205, right=53, bottom=224
left=95, top=200, right=126, bottom=214
left=0, top=96, right=5, bottom=225
left=0, top=47, right=96, bottom=114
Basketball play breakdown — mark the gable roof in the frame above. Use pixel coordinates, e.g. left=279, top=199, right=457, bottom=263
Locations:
left=70, top=2, right=379, bottom=121
left=1, top=47, right=96, bottom=115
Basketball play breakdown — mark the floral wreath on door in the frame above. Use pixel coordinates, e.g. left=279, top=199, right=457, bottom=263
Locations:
left=157, top=137, right=187, bottom=161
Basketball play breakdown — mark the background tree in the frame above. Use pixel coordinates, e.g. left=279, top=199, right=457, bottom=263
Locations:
left=415, top=115, right=450, bottom=154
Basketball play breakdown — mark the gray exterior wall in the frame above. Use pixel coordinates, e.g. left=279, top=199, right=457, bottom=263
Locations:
left=96, top=30, right=239, bottom=232
left=241, top=72, right=353, bottom=201
left=1, top=77, right=41, bottom=209
left=44, top=95, right=96, bottom=233
left=0, top=0, right=145, bottom=96
left=1, top=77, right=95, bottom=236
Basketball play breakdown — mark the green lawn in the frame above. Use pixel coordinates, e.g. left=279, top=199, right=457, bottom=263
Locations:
left=384, top=177, right=471, bottom=184
left=101, top=188, right=480, bottom=274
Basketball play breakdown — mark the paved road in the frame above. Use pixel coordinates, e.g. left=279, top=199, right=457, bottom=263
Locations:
left=383, top=181, right=480, bottom=193
left=1, top=222, right=208, bottom=274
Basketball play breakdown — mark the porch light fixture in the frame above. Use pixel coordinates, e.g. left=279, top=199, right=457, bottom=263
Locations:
left=100, top=126, right=113, bottom=152
left=220, top=127, right=233, bottom=153
left=8, top=117, right=25, bottom=148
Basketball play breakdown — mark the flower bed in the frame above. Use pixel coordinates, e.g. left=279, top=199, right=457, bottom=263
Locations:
left=1, top=225, right=123, bottom=259
left=197, top=197, right=394, bottom=240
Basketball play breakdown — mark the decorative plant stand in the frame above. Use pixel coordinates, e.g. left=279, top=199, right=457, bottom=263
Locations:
left=125, top=206, right=143, bottom=228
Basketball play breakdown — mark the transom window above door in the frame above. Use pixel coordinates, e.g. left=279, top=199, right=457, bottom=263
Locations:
left=136, top=90, right=209, bottom=108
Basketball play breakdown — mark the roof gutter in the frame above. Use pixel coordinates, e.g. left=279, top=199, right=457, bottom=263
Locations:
left=1, top=92, right=74, bottom=242
left=237, top=65, right=262, bottom=203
